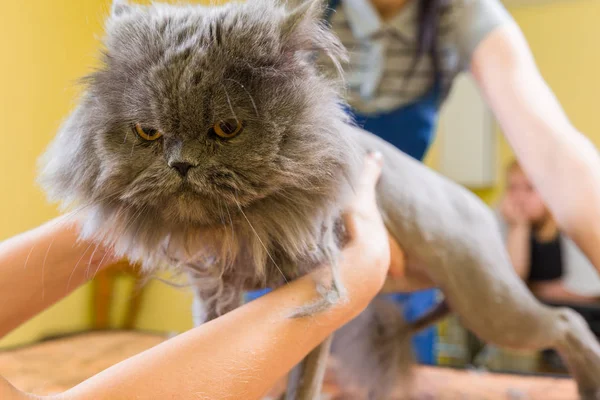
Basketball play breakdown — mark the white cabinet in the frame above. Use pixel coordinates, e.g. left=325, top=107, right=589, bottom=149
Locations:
left=436, top=73, right=497, bottom=188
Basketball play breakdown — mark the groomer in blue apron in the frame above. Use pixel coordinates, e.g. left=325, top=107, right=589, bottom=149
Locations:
left=249, top=0, right=511, bottom=364
left=250, top=0, right=600, bottom=365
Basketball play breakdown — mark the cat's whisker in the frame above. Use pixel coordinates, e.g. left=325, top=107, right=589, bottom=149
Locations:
left=86, top=243, right=101, bottom=280
left=221, top=84, right=239, bottom=123
left=234, top=195, right=288, bottom=285
left=104, top=203, right=148, bottom=260
left=41, top=237, right=56, bottom=302
left=214, top=202, right=236, bottom=265
left=67, top=241, right=96, bottom=291
left=127, top=205, right=149, bottom=243
left=224, top=203, right=235, bottom=256
left=23, top=245, right=36, bottom=270
left=61, top=191, right=124, bottom=222
left=217, top=197, right=226, bottom=226
left=88, top=203, right=144, bottom=281
left=224, top=78, right=259, bottom=118
left=341, top=168, right=357, bottom=196
left=275, top=190, right=303, bottom=209
left=91, top=245, right=112, bottom=281
left=74, top=191, right=134, bottom=229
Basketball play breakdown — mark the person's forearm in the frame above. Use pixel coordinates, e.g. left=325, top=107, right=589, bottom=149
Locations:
left=531, top=281, right=600, bottom=305
left=547, top=143, right=600, bottom=271
left=505, top=224, right=531, bottom=279
left=471, top=25, right=600, bottom=274
left=0, top=216, right=113, bottom=337
left=56, top=243, right=384, bottom=400
left=511, top=112, right=600, bottom=271
left=524, top=127, right=600, bottom=272
left=496, top=61, right=600, bottom=271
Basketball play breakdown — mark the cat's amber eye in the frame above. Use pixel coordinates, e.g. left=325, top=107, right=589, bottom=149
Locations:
left=134, top=124, right=163, bottom=141
left=212, top=119, right=244, bottom=139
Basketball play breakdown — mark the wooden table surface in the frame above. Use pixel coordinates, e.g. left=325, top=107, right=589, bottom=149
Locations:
left=0, top=331, right=578, bottom=399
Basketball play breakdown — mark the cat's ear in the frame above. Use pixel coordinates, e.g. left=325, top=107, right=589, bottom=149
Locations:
left=280, top=0, right=322, bottom=40
left=278, top=0, right=347, bottom=72
left=111, top=0, right=133, bottom=17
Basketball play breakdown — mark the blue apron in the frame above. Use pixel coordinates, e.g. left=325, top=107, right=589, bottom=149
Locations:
left=247, top=0, right=442, bottom=365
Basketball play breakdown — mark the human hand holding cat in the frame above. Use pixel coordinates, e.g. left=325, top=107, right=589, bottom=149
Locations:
left=0, top=153, right=392, bottom=400
left=340, top=151, right=391, bottom=295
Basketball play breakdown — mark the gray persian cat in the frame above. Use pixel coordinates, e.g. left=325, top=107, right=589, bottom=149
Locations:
left=40, top=0, right=360, bottom=319
left=39, top=0, right=419, bottom=397
left=38, top=1, right=600, bottom=399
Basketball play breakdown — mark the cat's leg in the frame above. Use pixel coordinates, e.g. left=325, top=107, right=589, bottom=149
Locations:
left=282, top=362, right=302, bottom=400
left=190, top=274, right=243, bottom=325
left=285, top=335, right=333, bottom=400
left=431, top=256, right=600, bottom=399
left=329, top=299, right=416, bottom=400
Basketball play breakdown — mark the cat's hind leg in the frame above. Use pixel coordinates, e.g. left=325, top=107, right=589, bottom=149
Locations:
left=190, top=275, right=243, bottom=325
left=432, top=250, right=600, bottom=399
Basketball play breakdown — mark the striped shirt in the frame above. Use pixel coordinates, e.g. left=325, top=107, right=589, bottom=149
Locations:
left=319, top=0, right=511, bottom=114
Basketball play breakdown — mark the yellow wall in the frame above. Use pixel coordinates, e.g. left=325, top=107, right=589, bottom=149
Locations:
left=0, top=0, right=109, bottom=348
left=0, top=0, right=202, bottom=348
left=2, top=0, right=600, bottom=347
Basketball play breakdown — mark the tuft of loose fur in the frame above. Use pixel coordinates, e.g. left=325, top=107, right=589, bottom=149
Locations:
left=38, top=0, right=360, bottom=321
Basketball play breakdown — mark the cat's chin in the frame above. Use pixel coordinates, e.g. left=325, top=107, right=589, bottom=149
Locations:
left=163, top=192, right=237, bottom=227
left=168, top=183, right=261, bottom=219
left=165, top=195, right=219, bottom=226
left=174, top=181, right=253, bottom=206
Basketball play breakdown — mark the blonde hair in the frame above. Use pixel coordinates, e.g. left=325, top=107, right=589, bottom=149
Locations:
left=507, top=159, right=522, bottom=174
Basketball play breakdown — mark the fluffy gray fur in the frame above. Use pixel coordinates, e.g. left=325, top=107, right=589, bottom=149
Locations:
left=39, top=0, right=361, bottom=319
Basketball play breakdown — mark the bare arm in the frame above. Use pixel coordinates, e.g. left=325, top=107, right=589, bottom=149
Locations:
left=505, top=224, right=531, bottom=279
left=1, top=154, right=390, bottom=400
left=498, top=196, right=531, bottom=279
left=0, top=216, right=115, bottom=338
left=471, top=23, right=600, bottom=272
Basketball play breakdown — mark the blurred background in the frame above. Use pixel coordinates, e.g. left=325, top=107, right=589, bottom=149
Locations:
left=1, top=0, right=600, bottom=376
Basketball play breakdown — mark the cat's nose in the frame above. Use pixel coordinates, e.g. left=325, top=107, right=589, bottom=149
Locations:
left=169, top=161, right=195, bottom=177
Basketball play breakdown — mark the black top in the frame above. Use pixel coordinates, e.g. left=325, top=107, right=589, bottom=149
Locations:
left=527, top=233, right=563, bottom=282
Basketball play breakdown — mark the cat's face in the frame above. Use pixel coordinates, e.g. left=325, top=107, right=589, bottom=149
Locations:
left=40, top=0, right=352, bottom=229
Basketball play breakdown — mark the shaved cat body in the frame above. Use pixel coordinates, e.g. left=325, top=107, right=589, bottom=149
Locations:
left=39, top=1, right=600, bottom=399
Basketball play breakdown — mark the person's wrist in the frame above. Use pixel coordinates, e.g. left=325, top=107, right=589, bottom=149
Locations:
left=341, top=241, right=389, bottom=308
left=508, top=220, right=530, bottom=231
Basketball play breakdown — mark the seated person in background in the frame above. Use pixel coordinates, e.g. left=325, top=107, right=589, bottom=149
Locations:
left=498, top=160, right=600, bottom=304
left=465, top=160, right=600, bottom=372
